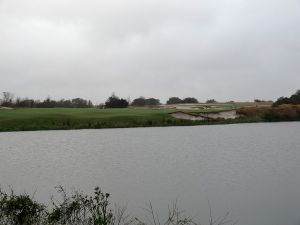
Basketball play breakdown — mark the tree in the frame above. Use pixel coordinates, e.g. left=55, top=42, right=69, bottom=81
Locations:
left=1, top=92, right=14, bottom=106
left=182, top=97, right=198, bottom=104
left=206, top=99, right=217, bottom=104
left=145, top=98, right=160, bottom=106
left=105, top=93, right=129, bottom=108
left=71, top=98, right=90, bottom=108
left=131, top=97, right=146, bottom=107
left=166, top=97, right=183, bottom=104
left=273, top=90, right=300, bottom=106
left=15, top=98, right=35, bottom=108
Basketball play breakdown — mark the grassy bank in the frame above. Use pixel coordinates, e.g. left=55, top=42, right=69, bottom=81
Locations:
left=0, top=106, right=266, bottom=132
left=0, top=108, right=181, bottom=132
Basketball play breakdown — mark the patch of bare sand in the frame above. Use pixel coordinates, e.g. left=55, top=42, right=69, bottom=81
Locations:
left=171, top=110, right=240, bottom=121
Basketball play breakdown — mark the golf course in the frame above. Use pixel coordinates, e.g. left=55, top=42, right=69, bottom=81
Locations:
left=0, top=103, right=268, bottom=132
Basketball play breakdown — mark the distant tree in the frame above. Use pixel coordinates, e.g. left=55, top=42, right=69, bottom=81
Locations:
left=15, top=98, right=35, bottom=107
left=166, top=97, right=182, bottom=104
left=145, top=98, right=160, bottom=106
left=98, top=103, right=105, bottom=109
left=182, top=97, right=198, bottom=104
left=87, top=100, right=93, bottom=108
left=59, top=99, right=73, bottom=108
left=131, top=97, right=146, bottom=107
left=206, top=99, right=217, bottom=104
left=273, top=90, right=300, bottom=106
left=254, top=99, right=262, bottom=103
left=1, top=92, right=14, bottom=106
left=37, top=97, right=56, bottom=108
left=118, top=98, right=129, bottom=108
left=105, top=93, right=129, bottom=108
left=71, top=98, right=90, bottom=108
left=290, top=91, right=300, bottom=104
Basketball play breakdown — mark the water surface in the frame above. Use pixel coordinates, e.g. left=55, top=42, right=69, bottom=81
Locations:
left=0, top=122, right=300, bottom=225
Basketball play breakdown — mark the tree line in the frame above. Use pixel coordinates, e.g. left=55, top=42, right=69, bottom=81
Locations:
left=0, top=92, right=94, bottom=108
left=0, top=92, right=213, bottom=108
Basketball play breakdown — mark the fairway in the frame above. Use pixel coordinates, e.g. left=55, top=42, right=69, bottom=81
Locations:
left=0, top=108, right=182, bottom=132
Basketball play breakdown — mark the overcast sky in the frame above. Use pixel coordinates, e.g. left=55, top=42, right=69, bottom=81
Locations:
left=0, top=0, right=300, bottom=103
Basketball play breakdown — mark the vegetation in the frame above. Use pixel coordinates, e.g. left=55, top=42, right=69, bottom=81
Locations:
left=263, top=104, right=300, bottom=121
left=1, top=90, right=300, bottom=132
left=0, top=187, right=236, bottom=225
left=182, top=97, right=198, bottom=104
left=105, top=94, right=129, bottom=108
left=273, top=90, right=300, bottom=106
left=0, top=108, right=175, bottom=132
left=0, top=105, right=268, bottom=132
left=166, top=97, right=198, bottom=104
left=0, top=92, right=94, bottom=108
left=206, top=99, right=217, bottom=104
left=166, top=97, right=183, bottom=105
left=131, top=97, right=160, bottom=107
left=237, top=104, right=300, bottom=122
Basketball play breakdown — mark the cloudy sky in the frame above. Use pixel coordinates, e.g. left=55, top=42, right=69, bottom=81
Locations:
left=0, top=0, right=300, bottom=103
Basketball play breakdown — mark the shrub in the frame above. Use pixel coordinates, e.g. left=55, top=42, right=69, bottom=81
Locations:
left=0, top=189, right=46, bottom=225
left=236, top=106, right=270, bottom=117
left=0, top=187, right=237, bottom=225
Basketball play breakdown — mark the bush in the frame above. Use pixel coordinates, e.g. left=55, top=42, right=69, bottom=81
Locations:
left=0, top=189, right=45, bottom=225
left=0, top=187, right=237, bottom=225
left=236, top=107, right=270, bottom=117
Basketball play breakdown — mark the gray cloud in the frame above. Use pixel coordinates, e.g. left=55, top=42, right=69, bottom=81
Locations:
left=1, top=0, right=300, bottom=103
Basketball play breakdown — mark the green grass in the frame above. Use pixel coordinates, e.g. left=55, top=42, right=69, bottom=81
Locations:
left=0, top=108, right=175, bottom=132
left=0, top=105, right=262, bottom=132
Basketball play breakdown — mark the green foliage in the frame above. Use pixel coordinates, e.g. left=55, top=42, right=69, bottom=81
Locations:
left=262, top=110, right=281, bottom=122
left=206, top=99, right=217, bottom=104
left=0, top=189, right=45, bottom=225
left=131, top=98, right=160, bottom=107
left=0, top=187, right=117, bottom=225
left=273, top=90, right=300, bottom=106
left=144, top=98, right=160, bottom=106
left=105, top=94, right=129, bottom=108
left=182, top=97, right=198, bottom=104
left=131, top=97, right=146, bottom=107
left=0, top=102, right=271, bottom=132
left=48, top=186, right=113, bottom=225
left=0, top=187, right=236, bottom=225
left=166, top=97, right=182, bottom=105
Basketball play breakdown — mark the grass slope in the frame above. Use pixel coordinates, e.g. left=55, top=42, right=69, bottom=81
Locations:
left=0, top=105, right=263, bottom=132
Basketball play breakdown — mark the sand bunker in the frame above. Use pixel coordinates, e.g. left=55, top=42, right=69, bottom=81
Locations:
left=171, top=110, right=240, bottom=121
left=0, top=107, right=14, bottom=110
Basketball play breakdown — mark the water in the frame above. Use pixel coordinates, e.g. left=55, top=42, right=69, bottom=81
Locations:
left=0, top=122, right=300, bottom=225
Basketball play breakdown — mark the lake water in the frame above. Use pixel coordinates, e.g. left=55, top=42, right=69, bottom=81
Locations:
left=0, top=122, right=300, bottom=225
